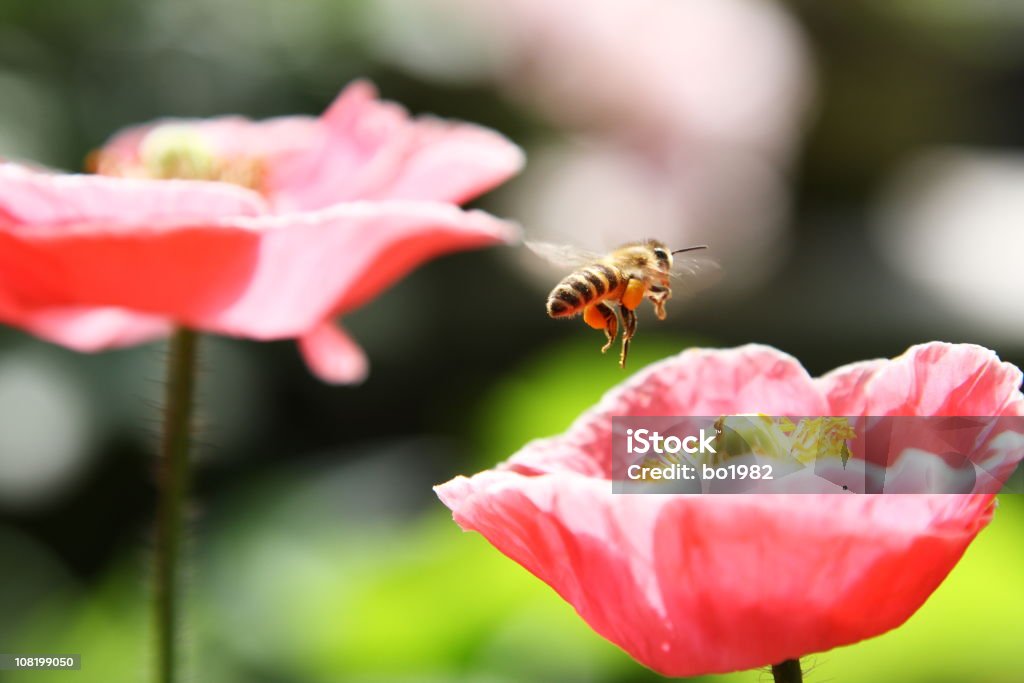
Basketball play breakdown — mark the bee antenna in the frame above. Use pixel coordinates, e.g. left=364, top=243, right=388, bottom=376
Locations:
left=671, top=245, right=709, bottom=255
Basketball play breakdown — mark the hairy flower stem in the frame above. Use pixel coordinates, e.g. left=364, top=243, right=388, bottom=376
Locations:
left=772, top=659, right=803, bottom=683
left=154, top=328, right=198, bottom=683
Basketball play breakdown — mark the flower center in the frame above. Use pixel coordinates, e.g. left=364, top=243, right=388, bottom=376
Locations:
left=92, top=124, right=265, bottom=191
left=712, top=415, right=855, bottom=466
left=140, top=125, right=219, bottom=181
left=634, top=415, right=856, bottom=483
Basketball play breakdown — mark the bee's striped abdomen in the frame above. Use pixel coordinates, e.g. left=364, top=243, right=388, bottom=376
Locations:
left=546, top=263, right=622, bottom=318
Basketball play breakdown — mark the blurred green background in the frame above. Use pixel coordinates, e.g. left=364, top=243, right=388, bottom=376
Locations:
left=1, top=1, right=1023, bottom=681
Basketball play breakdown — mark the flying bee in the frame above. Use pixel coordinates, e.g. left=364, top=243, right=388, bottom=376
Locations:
left=528, top=239, right=715, bottom=369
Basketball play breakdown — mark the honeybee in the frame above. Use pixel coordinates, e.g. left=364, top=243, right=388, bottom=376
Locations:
left=528, top=239, right=715, bottom=368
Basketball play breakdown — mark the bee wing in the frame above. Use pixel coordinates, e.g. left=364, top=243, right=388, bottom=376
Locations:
left=524, top=241, right=606, bottom=269
left=643, top=254, right=722, bottom=296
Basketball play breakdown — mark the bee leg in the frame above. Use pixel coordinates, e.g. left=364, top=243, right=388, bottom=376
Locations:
left=618, top=304, right=638, bottom=369
left=649, top=285, right=670, bottom=320
left=652, top=299, right=667, bottom=320
left=584, top=302, right=618, bottom=353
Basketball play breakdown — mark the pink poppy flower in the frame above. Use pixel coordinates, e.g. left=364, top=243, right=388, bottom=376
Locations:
left=0, top=81, right=523, bottom=383
left=436, top=343, right=1024, bottom=676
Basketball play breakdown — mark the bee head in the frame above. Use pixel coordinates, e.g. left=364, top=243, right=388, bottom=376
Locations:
left=645, top=240, right=672, bottom=268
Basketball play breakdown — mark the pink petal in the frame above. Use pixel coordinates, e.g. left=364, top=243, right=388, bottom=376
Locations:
left=296, top=321, right=369, bottom=385
left=0, top=200, right=518, bottom=340
left=25, top=307, right=170, bottom=351
left=437, top=470, right=993, bottom=677
left=0, top=162, right=267, bottom=226
left=505, top=345, right=827, bottom=477
left=813, top=358, right=886, bottom=415
left=817, top=342, right=1024, bottom=417
left=203, top=202, right=519, bottom=337
left=0, top=303, right=170, bottom=351
left=0, top=215, right=260, bottom=325
left=267, top=80, right=526, bottom=211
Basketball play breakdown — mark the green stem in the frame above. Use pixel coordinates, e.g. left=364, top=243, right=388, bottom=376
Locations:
left=154, top=328, right=198, bottom=683
left=772, top=659, right=803, bottom=683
